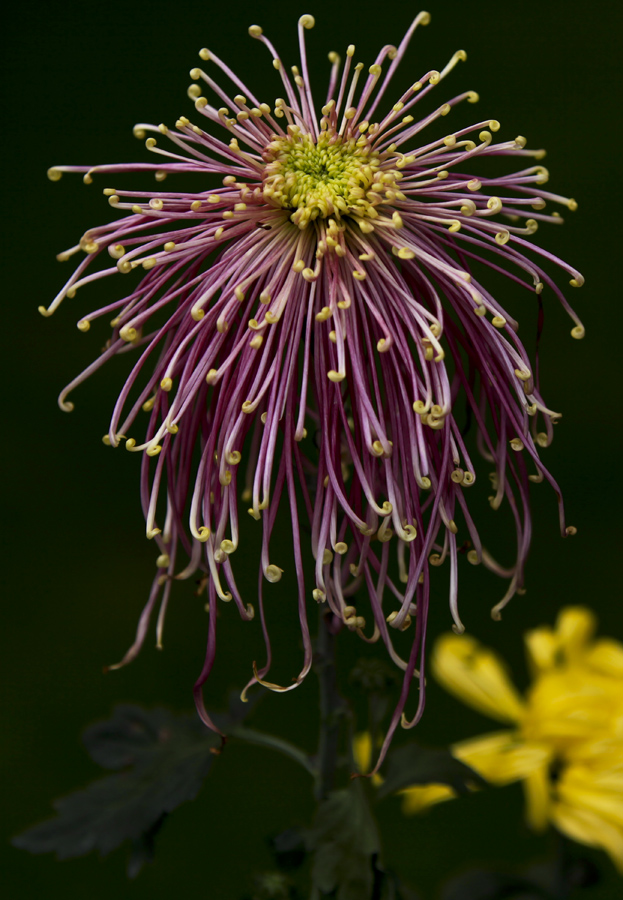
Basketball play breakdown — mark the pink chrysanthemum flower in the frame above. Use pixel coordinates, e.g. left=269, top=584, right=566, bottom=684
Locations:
left=43, top=12, right=584, bottom=754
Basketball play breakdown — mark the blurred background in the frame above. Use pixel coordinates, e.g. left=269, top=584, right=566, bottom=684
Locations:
left=3, top=0, right=621, bottom=896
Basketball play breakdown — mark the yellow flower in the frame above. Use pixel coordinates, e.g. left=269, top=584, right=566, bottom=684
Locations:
left=352, top=732, right=456, bottom=814
left=432, top=606, right=623, bottom=872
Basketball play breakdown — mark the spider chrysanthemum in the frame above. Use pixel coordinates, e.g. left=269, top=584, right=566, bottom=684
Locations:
left=44, top=12, right=584, bottom=755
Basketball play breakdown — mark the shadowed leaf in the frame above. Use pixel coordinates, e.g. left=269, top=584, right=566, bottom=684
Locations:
left=127, top=813, right=168, bottom=878
left=307, top=782, right=381, bottom=900
left=13, top=706, right=218, bottom=874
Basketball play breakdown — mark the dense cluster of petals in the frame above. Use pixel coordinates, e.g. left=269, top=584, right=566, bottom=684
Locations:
left=44, top=12, right=584, bottom=753
left=432, top=607, right=623, bottom=871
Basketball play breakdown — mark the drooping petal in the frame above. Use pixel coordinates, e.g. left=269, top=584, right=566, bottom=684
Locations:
left=522, top=762, right=551, bottom=832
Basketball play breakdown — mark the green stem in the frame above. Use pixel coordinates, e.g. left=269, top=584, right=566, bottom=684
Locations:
left=231, top=725, right=315, bottom=775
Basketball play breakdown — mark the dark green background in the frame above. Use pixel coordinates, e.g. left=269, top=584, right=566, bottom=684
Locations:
left=3, top=0, right=621, bottom=897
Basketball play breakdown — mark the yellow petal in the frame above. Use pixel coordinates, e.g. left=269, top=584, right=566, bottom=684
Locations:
left=451, top=731, right=551, bottom=786
left=584, top=638, right=623, bottom=678
left=558, top=763, right=623, bottom=827
left=524, top=627, right=558, bottom=674
left=525, top=607, right=597, bottom=674
left=400, top=783, right=457, bottom=815
left=524, top=667, right=622, bottom=749
left=555, top=606, right=596, bottom=659
left=353, top=731, right=373, bottom=774
left=352, top=732, right=383, bottom=786
left=570, top=739, right=623, bottom=769
left=523, top=762, right=551, bottom=831
left=550, top=756, right=623, bottom=872
left=432, top=634, right=525, bottom=724
left=552, top=802, right=623, bottom=874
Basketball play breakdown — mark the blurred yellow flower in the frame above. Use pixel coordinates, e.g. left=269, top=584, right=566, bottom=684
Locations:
left=432, top=606, right=623, bottom=872
left=352, top=731, right=457, bottom=814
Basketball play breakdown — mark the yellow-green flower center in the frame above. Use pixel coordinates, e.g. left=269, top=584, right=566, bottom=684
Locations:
left=262, top=130, right=400, bottom=229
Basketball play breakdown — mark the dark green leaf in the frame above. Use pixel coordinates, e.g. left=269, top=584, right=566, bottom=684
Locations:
left=83, top=704, right=206, bottom=769
left=127, top=813, right=167, bottom=878
left=13, top=706, right=218, bottom=869
left=306, top=782, right=380, bottom=900
left=377, top=742, right=484, bottom=800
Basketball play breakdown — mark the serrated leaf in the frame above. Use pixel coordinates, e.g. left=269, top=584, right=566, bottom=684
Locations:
left=127, top=813, right=167, bottom=878
left=377, top=742, right=484, bottom=800
left=13, top=706, right=218, bottom=868
left=307, top=782, right=380, bottom=900
left=83, top=704, right=204, bottom=770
